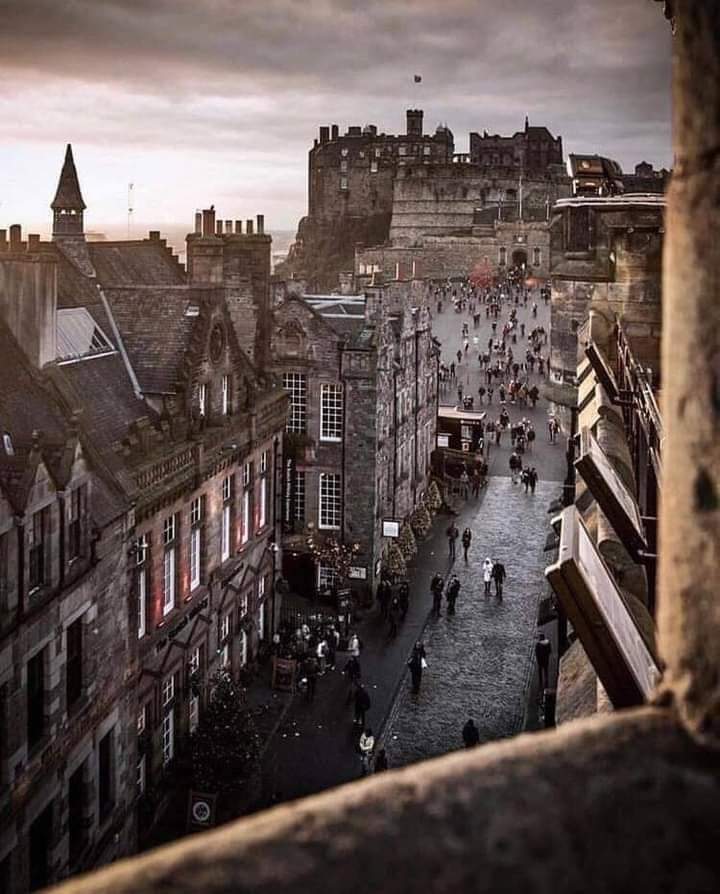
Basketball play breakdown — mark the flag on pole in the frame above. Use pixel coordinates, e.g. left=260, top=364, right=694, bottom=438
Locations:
left=414, top=74, right=422, bottom=83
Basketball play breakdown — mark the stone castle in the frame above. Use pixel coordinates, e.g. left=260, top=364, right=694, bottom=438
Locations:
left=283, top=110, right=571, bottom=290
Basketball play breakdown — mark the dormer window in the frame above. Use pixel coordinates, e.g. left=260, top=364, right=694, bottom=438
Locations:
left=68, top=484, right=87, bottom=562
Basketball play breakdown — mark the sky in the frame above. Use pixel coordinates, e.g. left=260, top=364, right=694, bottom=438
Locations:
left=0, top=0, right=672, bottom=238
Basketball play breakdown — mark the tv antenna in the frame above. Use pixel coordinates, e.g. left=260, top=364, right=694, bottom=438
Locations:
left=127, top=183, right=134, bottom=239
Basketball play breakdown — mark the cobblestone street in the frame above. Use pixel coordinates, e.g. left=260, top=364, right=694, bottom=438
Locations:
left=253, top=291, right=567, bottom=804
left=383, top=477, right=559, bottom=765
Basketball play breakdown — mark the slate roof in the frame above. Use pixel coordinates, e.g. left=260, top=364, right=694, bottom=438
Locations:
left=305, top=295, right=368, bottom=339
left=103, top=286, right=198, bottom=393
left=89, top=240, right=186, bottom=286
left=51, top=144, right=86, bottom=211
left=50, top=353, right=150, bottom=457
left=53, top=245, right=117, bottom=347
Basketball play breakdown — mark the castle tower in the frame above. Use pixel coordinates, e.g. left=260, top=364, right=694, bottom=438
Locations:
left=51, top=144, right=86, bottom=240
left=406, top=109, right=424, bottom=137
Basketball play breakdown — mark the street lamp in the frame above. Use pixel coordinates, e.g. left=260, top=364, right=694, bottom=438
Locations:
left=266, top=540, right=280, bottom=643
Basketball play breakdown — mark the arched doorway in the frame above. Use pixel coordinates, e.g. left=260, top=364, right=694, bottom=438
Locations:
left=512, top=249, right=527, bottom=269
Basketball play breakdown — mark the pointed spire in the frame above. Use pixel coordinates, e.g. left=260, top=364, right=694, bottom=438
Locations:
left=51, top=144, right=86, bottom=211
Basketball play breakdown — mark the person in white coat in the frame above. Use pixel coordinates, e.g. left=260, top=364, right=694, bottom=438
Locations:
left=482, top=558, right=494, bottom=596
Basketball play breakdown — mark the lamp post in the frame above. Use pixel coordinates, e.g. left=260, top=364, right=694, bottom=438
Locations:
left=267, top=540, right=279, bottom=644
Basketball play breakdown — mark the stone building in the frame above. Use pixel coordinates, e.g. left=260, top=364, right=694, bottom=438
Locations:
left=268, top=291, right=437, bottom=601
left=39, top=6, right=720, bottom=891
left=284, top=109, right=568, bottom=291
left=0, top=148, right=288, bottom=890
left=469, top=119, right=564, bottom=172
left=0, top=229, right=136, bottom=891
left=546, top=194, right=665, bottom=420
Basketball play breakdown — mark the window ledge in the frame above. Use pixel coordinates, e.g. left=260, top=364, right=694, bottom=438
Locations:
left=45, top=707, right=720, bottom=894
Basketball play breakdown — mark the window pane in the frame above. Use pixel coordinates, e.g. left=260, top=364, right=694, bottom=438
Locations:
left=319, top=473, right=341, bottom=529
left=320, top=383, right=343, bottom=441
left=282, top=373, right=307, bottom=433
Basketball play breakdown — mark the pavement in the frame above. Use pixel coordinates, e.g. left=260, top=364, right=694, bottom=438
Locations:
left=250, top=289, right=566, bottom=807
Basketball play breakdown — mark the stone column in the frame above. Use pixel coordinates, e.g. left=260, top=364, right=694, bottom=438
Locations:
left=658, top=0, right=720, bottom=745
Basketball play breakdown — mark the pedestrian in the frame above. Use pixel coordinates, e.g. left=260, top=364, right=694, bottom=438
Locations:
left=522, top=467, right=530, bottom=493
left=377, top=579, right=390, bottom=619
left=374, top=747, right=388, bottom=773
left=316, top=637, right=328, bottom=674
left=354, top=683, right=371, bottom=727
left=446, top=522, right=459, bottom=559
left=482, top=557, right=494, bottom=596
left=535, top=632, right=552, bottom=690
left=303, top=654, right=318, bottom=703
left=359, top=727, right=375, bottom=776
left=461, top=527, right=472, bottom=561
left=446, top=574, right=461, bottom=614
left=509, top=451, right=522, bottom=484
left=348, top=632, right=362, bottom=659
left=408, top=641, right=427, bottom=694
left=344, top=654, right=362, bottom=704
left=529, top=466, right=538, bottom=495
left=492, top=559, right=506, bottom=597
left=398, top=580, right=410, bottom=619
left=430, top=573, right=444, bottom=617
left=462, top=717, right=481, bottom=748
left=527, top=425, right=535, bottom=452
left=387, top=594, right=401, bottom=639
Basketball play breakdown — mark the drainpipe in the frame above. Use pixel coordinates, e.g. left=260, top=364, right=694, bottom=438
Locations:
left=339, top=342, right=347, bottom=543
left=392, top=368, right=398, bottom=518
left=414, top=327, right=420, bottom=504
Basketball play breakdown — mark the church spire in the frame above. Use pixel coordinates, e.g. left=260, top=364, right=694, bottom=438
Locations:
left=52, top=145, right=86, bottom=211
left=52, top=144, right=86, bottom=240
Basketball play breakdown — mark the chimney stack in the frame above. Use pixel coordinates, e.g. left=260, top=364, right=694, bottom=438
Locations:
left=246, top=219, right=254, bottom=235
left=256, top=214, right=264, bottom=235
left=319, top=126, right=330, bottom=144
left=202, top=207, right=216, bottom=237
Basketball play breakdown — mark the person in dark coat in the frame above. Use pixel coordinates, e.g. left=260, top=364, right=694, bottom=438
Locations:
left=374, top=748, right=389, bottom=773
left=398, top=581, right=410, bottom=619
left=446, top=575, right=461, bottom=614
left=303, top=655, right=318, bottom=703
left=461, top=527, right=472, bottom=561
left=408, top=641, right=427, bottom=694
left=462, top=718, right=480, bottom=747
left=492, top=560, right=507, bottom=597
left=354, top=684, right=371, bottom=727
left=535, top=632, right=552, bottom=690
left=431, top=573, right=444, bottom=617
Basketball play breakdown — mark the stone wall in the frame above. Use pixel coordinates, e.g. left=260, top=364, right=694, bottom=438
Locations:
left=0, top=240, right=57, bottom=368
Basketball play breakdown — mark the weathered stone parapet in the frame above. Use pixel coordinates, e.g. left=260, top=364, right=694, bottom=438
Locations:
left=658, top=0, right=720, bottom=746
left=48, top=708, right=720, bottom=894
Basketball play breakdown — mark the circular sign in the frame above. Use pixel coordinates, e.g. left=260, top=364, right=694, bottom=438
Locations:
left=192, top=800, right=211, bottom=824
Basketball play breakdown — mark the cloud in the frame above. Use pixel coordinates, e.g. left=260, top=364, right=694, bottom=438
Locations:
left=0, top=0, right=672, bottom=229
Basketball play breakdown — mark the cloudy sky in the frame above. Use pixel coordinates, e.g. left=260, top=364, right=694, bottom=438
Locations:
left=0, top=0, right=672, bottom=237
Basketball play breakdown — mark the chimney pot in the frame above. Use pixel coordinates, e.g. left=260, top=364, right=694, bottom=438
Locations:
left=215, top=221, right=223, bottom=236
left=225, top=220, right=233, bottom=234
left=256, top=214, right=265, bottom=235
left=235, top=220, right=243, bottom=234
left=0, top=230, right=7, bottom=251
left=149, top=230, right=160, bottom=240
left=194, top=212, right=202, bottom=234
left=9, top=224, right=22, bottom=249
left=246, top=219, right=254, bottom=235
left=202, top=207, right=216, bottom=237
left=331, top=124, right=339, bottom=141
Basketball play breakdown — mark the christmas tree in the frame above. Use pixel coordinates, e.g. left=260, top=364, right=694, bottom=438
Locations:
left=190, top=669, right=261, bottom=794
